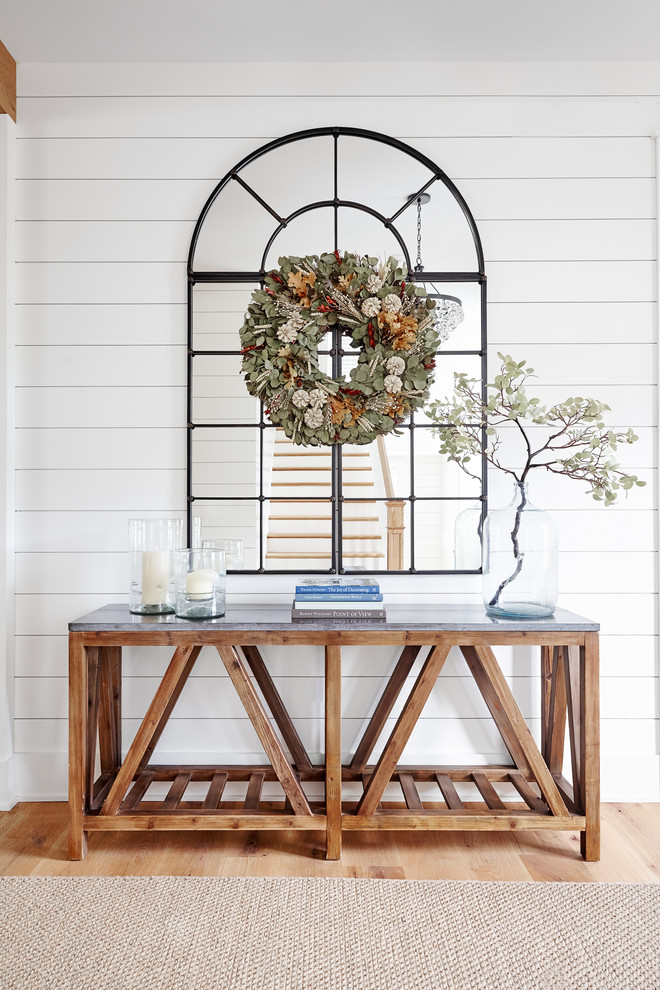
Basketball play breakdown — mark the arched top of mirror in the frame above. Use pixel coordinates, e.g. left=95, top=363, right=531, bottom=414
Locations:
left=187, top=127, right=485, bottom=276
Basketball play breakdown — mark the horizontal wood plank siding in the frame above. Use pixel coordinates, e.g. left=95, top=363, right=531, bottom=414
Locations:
left=11, top=62, right=659, bottom=801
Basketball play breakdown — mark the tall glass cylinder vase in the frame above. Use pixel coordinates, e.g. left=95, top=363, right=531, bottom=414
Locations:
left=483, top=481, right=558, bottom=619
left=128, top=518, right=184, bottom=614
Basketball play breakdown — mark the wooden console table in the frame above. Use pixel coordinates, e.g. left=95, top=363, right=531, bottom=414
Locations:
left=68, top=604, right=600, bottom=861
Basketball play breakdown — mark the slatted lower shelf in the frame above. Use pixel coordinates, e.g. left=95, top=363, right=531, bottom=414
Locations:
left=86, top=764, right=584, bottom=832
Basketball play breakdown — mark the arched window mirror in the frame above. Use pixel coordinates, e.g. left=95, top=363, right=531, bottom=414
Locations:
left=187, top=127, right=486, bottom=574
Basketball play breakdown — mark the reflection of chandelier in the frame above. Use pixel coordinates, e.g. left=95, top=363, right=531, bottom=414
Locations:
left=430, top=292, right=464, bottom=342
left=413, top=193, right=464, bottom=342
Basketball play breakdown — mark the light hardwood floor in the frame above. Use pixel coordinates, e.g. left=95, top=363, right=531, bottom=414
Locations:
left=0, top=803, right=659, bottom=881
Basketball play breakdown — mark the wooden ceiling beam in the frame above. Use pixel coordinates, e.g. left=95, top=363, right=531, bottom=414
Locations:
left=0, top=40, right=16, bottom=122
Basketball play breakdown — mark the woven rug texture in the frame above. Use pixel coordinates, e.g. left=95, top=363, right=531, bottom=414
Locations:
left=1, top=876, right=658, bottom=990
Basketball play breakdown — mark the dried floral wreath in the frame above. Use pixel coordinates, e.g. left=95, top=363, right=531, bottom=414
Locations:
left=239, top=251, right=442, bottom=446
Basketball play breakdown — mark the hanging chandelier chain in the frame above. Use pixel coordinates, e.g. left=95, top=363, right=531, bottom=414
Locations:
left=410, top=190, right=465, bottom=331
left=415, top=197, right=423, bottom=271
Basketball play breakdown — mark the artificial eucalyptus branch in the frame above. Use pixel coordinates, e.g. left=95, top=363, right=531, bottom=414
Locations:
left=426, top=353, right=645, bottom=611
left=426, top=353, right=644, bottom=505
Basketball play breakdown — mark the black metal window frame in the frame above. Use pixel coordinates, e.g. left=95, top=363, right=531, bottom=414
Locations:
left=186, top=126, right=487, bottom=574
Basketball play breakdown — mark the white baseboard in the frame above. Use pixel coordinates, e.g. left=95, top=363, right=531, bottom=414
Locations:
left=0, top=753, right=17, bottom=810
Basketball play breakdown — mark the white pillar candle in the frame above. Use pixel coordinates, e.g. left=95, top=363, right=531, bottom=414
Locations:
left=185, top=568, right=217, bottom=599
left=141, top=550, right=170, bottom=605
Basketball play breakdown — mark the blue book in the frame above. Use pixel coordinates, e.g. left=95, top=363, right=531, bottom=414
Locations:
left=295, top=580, right=380, bottom=595
left=295, top=592, right=384, bottom=602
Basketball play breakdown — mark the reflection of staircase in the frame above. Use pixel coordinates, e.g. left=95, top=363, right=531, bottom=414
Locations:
left=265, top=433, right=385, bottom=569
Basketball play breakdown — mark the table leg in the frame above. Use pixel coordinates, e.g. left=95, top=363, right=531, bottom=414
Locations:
left=546, top=646, right=568, bottom=775
left=580, top=631, right=600, bottom=861
left=98, top=646, right=122, bottom=773
left=85, top=648, right=101, bottom=805
left=325, top=645, right=341, bottom=860
left=564, top=646, right=582, bottom=809
left=68, top=632, right=88, bottom=860
left=540, top=645, right=553, bottom=756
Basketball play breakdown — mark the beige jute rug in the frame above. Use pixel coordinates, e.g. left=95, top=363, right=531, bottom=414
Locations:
left=1, top=876, right=658, bottom=989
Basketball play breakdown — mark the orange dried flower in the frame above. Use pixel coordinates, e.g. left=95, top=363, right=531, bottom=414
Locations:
left=392, top=331, right=417, bottom=350
left=377, top=311, right=418, bottom=350
left=330, top=395, right=364, bottom=426
left=287, top=270, right=317, bottom=297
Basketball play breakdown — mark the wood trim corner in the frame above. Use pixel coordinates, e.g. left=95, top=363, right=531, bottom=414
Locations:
left=0, top=40, right=16, bottom=122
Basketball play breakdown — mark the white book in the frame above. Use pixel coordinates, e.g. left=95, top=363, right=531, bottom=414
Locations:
left=292, top=598, right=384, bottom=610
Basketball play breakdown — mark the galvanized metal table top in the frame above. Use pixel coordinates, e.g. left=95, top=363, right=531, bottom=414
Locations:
left=69, top=602, right=599, bottom=633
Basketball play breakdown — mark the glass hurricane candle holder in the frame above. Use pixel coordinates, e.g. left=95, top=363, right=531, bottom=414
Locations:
left=129, top=518, right=184, bottom=614
left=201, top=539, right=244, bottom=570
left=174, top=548, right=226, bottom=619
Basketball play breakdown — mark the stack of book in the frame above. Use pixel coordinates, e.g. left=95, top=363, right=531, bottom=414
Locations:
left=291, top=578, right=385, bottom=621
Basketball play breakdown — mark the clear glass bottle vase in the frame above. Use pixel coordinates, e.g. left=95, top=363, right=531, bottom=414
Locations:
left=483, top=480, right=558, bottom=619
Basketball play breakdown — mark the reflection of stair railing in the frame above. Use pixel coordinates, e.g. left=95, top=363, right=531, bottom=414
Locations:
left=376, top=435, right=405, bottom=570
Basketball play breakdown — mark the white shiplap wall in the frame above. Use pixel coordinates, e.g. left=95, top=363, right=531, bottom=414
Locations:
left=7, top=61, right=659, bottom=804
left=0, top=115, right=16, bottom=810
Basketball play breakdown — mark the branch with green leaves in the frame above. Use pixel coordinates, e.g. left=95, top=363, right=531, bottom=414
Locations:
left=426, top=353, right=645, bottom=506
